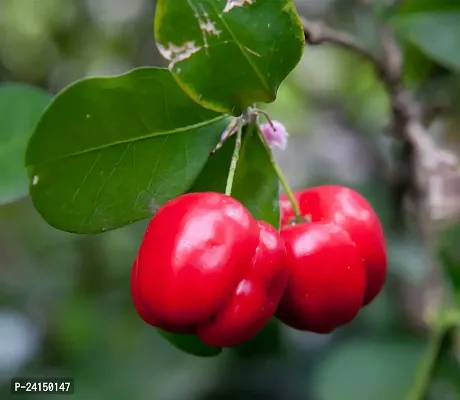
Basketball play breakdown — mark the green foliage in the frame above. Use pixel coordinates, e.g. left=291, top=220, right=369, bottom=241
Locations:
left=154, top=0, right=305, bottom=115
left=25, top=67, right=229, bottom=234
left=0, top=83, right=51, bottom=205
left=391, top=12, right=460, bottom=72
left=312, top=338, right=426, bottom=400
left=391, top=0, right=460, bottom=83
left=401, top=43, right=435, bottom=86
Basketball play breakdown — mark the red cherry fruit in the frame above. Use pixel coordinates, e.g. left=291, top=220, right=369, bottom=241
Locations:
left=276, top=222, right=366, bottom=333
left=279, top=185, right=386, bottom=306
left=131, top=192, right=288, bottom=347
left=130, top=256, right=194, bottom=334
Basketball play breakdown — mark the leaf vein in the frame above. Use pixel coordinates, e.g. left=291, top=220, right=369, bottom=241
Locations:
left=70, top=151, right=102, bottom=204
left=90, top=142, right=132, bottom=221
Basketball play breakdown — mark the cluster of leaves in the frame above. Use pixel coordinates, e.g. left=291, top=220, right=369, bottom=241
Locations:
left=0, top=0, right=305, bottom=357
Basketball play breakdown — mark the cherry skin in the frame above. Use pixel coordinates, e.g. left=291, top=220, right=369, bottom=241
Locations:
left=131, top=192, right=288, bottom=347
left=130, top=256, right=194, bottom=334
left=279, top=185, right=386, bottom=306
left=276, top=222, right=366, bottom=333
left=197, top=221, right=288, bottom=347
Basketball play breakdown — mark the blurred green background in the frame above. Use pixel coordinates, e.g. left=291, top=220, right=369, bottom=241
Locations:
left=1, top=0, right=460, bottom=399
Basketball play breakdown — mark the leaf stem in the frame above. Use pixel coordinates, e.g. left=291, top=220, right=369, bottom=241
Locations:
left=255, top=125, right=302, bottom=221
left=225, top=123, right=243, bottom=196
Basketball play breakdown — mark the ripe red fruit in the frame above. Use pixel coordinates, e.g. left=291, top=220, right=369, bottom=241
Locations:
left=130, top=257, right=194, bottom=334
left=279, top=185, right=386, bottom=306
left=131, top=192, right=288, bottom=347
left=276, top=222, right=366, bottom=333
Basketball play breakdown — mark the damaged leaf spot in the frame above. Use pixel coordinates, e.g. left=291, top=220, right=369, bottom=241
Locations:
left=200, top=18, right=222, bottom=37
left=223, top=0, right=255, bottom=13
left=195, top=2, right=222, bottom=37
left=186, top=0, right=221, bottom=56
left=157, top=41, right=202, bottom=69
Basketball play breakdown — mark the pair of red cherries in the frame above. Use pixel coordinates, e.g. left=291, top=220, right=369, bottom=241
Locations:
left=130, top=185, right=387, bottom=348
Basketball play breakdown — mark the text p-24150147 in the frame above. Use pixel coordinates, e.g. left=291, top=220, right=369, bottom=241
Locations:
left=11, top=378, right=74, bottom=395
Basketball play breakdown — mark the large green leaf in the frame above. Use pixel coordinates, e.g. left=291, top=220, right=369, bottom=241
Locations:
left=391, top=12, right=460, bottom=72
left=26, top=67, right=230, bottom=234
left=312, top=338, right=426, bottom=400
left=0, top=83, right=51, bottom=205
left=189, top=123, right=280, bottom=228
left=154, top=0, right=305, bottom=115
left=157, top=329, right=222, bottom=357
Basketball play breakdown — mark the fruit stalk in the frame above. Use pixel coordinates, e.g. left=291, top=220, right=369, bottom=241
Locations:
left=256, top=124, right=303, bottom=221
left=225, top=123, right=243, bottom=196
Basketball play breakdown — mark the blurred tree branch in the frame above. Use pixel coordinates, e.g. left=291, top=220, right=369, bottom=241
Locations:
left=300, top=17, right=380, bottom=67
left=301, top=17, right=457, bottom=174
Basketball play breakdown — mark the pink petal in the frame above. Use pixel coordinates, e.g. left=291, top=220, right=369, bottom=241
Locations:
left=259, top=120, right=289, bottom=150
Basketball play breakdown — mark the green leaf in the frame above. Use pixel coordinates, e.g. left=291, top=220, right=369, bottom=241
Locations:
left=189, top=124, right=280, bottom=228
left=0, top=83, right=51, bottom=205
left=157, top=329, right=222, bottom=357
left=26, top=67, right=230, bottom=234
left=312, top=338, right=426, bottom=400
left=231, top=318, right=282, bottom=358
left=391, top=12, right=460, bottom=72
left=394, top=0, right=460, bottom=78
left=402, top=42, right=436, bottom=85
left=154, top=0, right=305, bottom=115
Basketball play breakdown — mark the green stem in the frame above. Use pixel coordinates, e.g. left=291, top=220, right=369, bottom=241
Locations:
left=225, top=123, right=243, bottom=196
left=405, top=325, right=445, bottom=400
left=405, top=309, right=460, bottom=400
left=255, top=125, right=302, bottom=221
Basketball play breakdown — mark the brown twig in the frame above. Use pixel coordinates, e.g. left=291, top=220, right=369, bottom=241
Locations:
left=300, top=17, right=379, bottom=67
